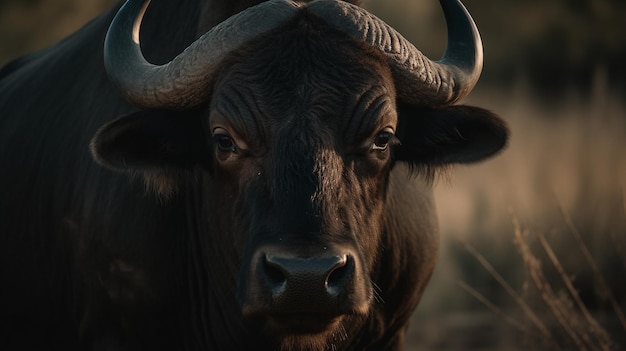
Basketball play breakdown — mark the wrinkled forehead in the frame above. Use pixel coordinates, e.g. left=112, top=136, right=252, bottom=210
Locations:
left=209, top=18, right=397, bottom=133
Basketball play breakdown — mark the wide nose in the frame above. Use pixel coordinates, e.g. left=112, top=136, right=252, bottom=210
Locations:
left=241, top=248, right=366, bottom=317
left=263, top=254, right=352, bottom=303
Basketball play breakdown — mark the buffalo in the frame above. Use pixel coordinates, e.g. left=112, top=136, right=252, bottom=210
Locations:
left=0, top=0, right=508, bottom=350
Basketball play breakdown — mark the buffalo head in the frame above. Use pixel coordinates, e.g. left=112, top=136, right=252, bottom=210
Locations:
left=91, top=0, right=508, bottom=349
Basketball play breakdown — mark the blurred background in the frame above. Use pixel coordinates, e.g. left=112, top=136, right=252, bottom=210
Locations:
left=1, top=0, right=624, bottom=349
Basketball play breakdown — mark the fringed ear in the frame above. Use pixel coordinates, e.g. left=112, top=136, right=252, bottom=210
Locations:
left=90, top=109, right=206, bottom=197
left=395, top=104, right=509, bottom=169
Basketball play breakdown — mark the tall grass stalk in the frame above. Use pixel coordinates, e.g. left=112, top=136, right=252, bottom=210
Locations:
left=465, top=214, right=618, bottom=350
left=614, top=190, right=626, bottom=282
left=511, top=217, right=592, bottom=350
left=536, top=230, right=612, bottom=349
left=460, top=239, right=552, bottom=341
left=557, top=205, right=626, bottom=333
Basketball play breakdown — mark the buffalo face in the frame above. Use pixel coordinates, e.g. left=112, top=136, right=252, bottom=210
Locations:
left=207, top=26, right=399, bottom=342
left=92, top=0, right=509, bottom=349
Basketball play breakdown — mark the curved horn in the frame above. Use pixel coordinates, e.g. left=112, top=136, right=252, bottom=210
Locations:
left=307, top=0, right=483, bottom=106
left=104, top=0, right=299, bottom=109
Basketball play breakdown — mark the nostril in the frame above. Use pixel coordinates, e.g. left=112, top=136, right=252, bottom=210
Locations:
left=262, top=255, right=287, bottom=289
left=326, top=255, right=353, bottom=294
left=326, top=265, right=347, bottom=290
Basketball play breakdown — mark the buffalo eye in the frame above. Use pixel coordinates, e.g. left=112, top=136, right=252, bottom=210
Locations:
left=215, top=135, right=236, bottom=152
left=212, top=127, right=237, bottom=154
left=371, top=127, right=397, bottom=152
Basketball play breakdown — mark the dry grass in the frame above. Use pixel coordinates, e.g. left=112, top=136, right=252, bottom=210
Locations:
left=406, top=73, right=626, bottom=349
left=453, top=205, right=626, bottom=350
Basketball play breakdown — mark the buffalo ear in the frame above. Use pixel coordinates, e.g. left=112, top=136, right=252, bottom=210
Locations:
left=90, top=109, right=206, bottom=172
left=395, top=104, right=509, bottom=165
